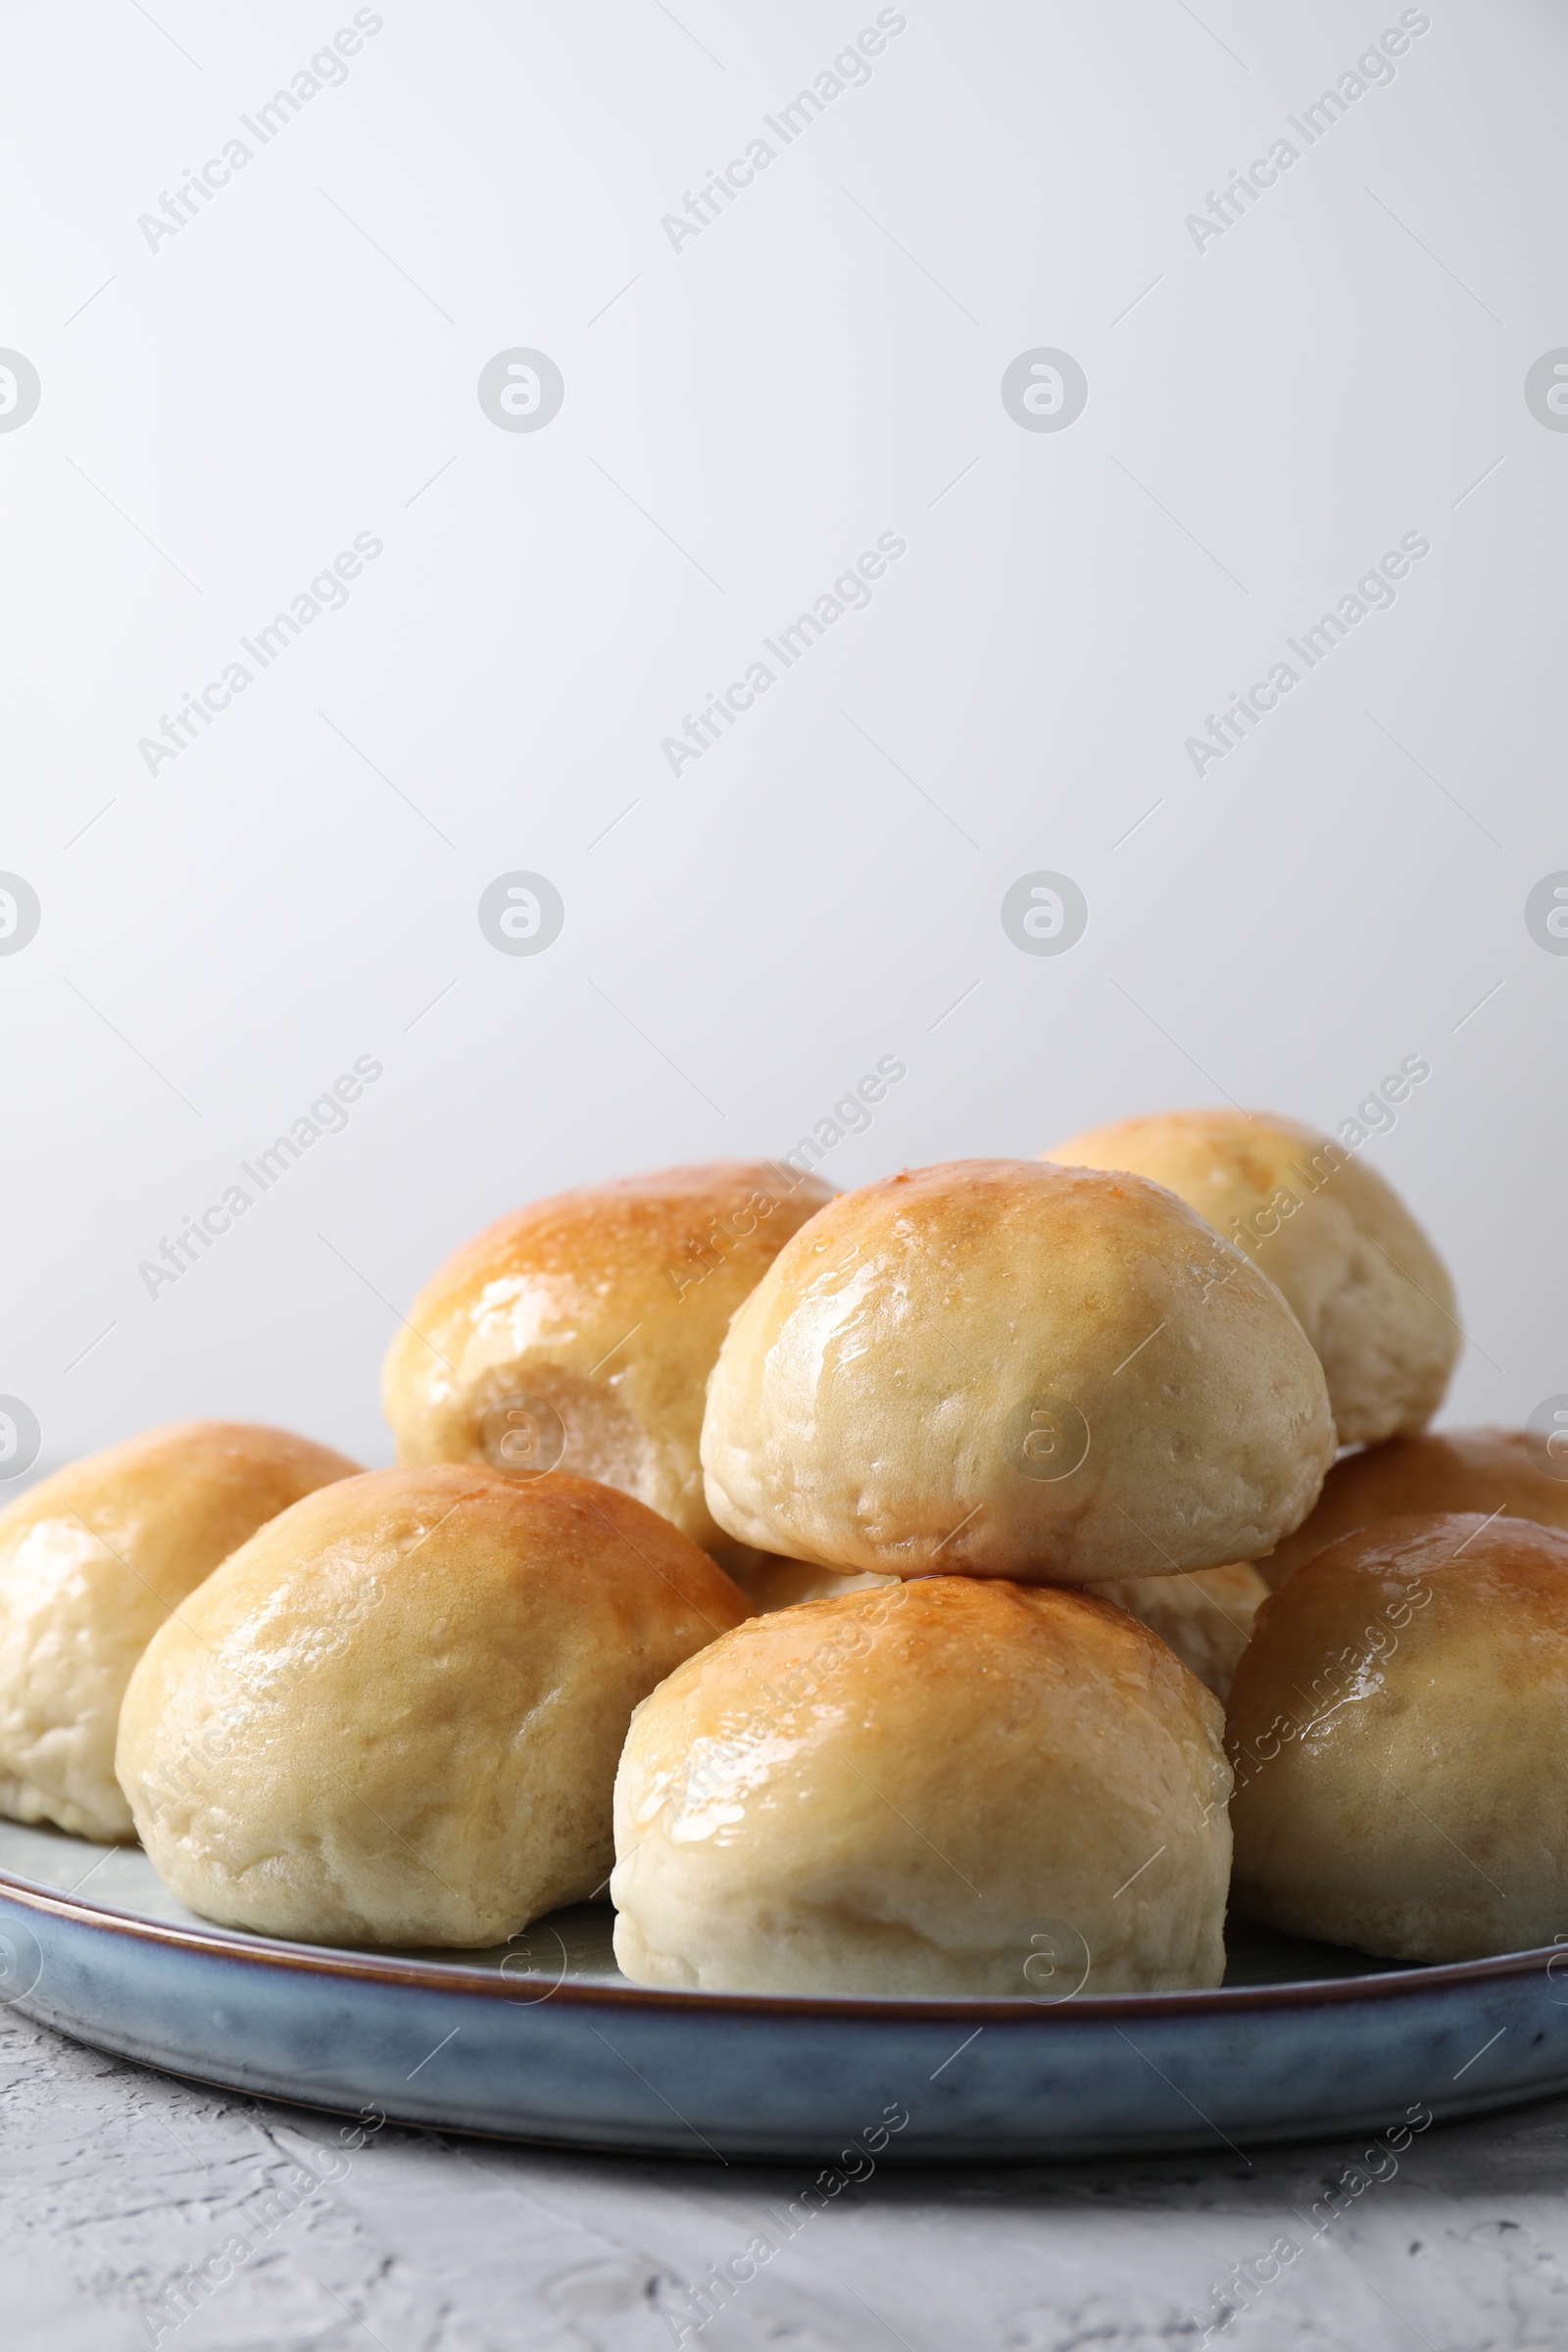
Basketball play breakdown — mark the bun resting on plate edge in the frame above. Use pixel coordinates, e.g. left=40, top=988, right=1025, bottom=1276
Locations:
left=382, top=1160, right=833, bottom=1568
left=612, top=1576, right=1233, bottom=1994
left=1047, top=1108, right=1458, bottom=1447
left=1228, top=1511, right=1568, bottom=1962
left=701, top=1158, right=1333, bottom=1585
left=116, top=1465, right=751, bottom=1947
left=0, top=1421, right=360, bottom=1841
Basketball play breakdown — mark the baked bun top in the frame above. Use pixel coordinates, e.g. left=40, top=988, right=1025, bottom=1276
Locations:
left=0, top=1420, right=360, bottom=1841
left=1260, top=1426, right=1568, bottom=1589
left=116, top=1465, right=751, bottom=1947
left=382, top=1161, right=833, bottom=1563
left=611, top=1576, right=1232, bottom=1994
left=700, top=1158, right=1333, bottom=1584
left=1046, top=1108, right=1458, bottom=1446
left=1228, top=1511, right=1568, bottom=1962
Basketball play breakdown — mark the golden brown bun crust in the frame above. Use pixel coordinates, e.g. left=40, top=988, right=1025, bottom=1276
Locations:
left=0, top=1422, right=360, bottom=1840
left=1259, top=1428, right=1568, bottom=1590
left=1228, top=1512, right=1568, bottom=1961
left=117, top=1466, right=751, bottom=1947
left=1089, top=1563, right=1269, bottom=1701
left=382, top=1161, right=833, bottom=1563
left=1047, top=1110, right=1458, bottom=1446
left=725, top=1554, right=1266, bottom=1701
left=723, top=1552, right=1259, bottom=1702
left=701, top=1158, right=1333, bottom=1584
left=612, top=1576, right=1232, bottom=1993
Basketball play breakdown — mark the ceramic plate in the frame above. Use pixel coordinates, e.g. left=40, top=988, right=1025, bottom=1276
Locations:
left=1, top=1818, right=1562, bottom=2162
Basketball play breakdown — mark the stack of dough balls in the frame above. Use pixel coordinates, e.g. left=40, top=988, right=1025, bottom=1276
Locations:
left=0, top=1422, right=360, bottom=1840
left=32, top=1110, right=1540, bottom=1996
left=692, top=1154, right=1309, bottom=1699
left=117, top=1466, right=749, bottom=1945
left=614, top=1156, right=1338, bottom=1994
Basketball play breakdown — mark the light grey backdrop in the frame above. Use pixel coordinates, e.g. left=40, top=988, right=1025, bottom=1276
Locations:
left=2, top=0, right=1563, bottom=1483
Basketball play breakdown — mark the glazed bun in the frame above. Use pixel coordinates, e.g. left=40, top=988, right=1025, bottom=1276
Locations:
left=117, top=1466, right=750, bottom=1947
left=701, top=1159, right=1333, bottom=1584
left=382, top=1161, right=833, bottom=1565
left=1229, top=1512, right=1568, bottom=1961
left=0, top=1422, right=359, bottom=1840
left=612, top=1577, right=1232, bottom=1994
left=1259, top=1427, right=1568, bottom=1591
left=1090, top=1563, right=1268, bottom=1701
left=1047, top=1109, right=1458, bottom=1446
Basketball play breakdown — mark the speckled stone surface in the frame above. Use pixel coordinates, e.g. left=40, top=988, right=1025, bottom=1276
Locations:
left=9, top=2008, right=1568, bottom=2350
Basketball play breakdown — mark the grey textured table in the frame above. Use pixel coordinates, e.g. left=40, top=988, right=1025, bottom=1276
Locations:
left=8, top=2007, right=1568, bottom=2351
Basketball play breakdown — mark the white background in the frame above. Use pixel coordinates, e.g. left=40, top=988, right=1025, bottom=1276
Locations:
left=1, top=0, right=1563, bottom=1481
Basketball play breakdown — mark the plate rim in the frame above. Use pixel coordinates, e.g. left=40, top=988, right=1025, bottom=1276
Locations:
left=3, top=1861, right=1559, bottom=2023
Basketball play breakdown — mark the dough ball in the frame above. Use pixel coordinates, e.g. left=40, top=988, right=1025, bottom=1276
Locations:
left=701, top=1158, right=1333, bottom=1584
left=117, top=1466, right=751, bottom=1946
left=0, top=1421, right=359, bottom=1839
left=1229, top=1511, right=1568, bottom=1961
left=612, top=1576, right=1232, bottom=1994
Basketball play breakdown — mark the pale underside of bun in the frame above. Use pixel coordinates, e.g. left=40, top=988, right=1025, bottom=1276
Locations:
left=1089, top=1562, right=1268, bottom=1700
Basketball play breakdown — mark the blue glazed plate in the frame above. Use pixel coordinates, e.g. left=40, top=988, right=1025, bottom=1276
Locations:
left=0, top=1819, right=1562, bottom=2161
